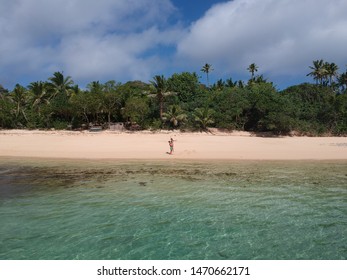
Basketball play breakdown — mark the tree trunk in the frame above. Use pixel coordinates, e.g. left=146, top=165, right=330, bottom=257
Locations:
left=108, top=112, right=111, bottom=129
left=159, top=94, right=163, bottom=119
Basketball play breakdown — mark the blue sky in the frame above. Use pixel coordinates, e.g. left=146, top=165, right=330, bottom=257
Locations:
left=1, top=0, right=346, bottom=90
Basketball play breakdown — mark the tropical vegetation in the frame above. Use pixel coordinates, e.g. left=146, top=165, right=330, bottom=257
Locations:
left=0, top=60, right=346, bottom=135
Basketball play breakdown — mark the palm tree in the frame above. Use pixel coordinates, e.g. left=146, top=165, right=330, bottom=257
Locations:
left=150, top=75, right=168, bottom=119
left=48, top=71, right=74, bottom=100
left=213, top=79, right=225, bottom=91
left=238, top=80, right=245, bottom=88
left=254, top=74, right=269, bottom=84
left=9, top=84, right=29, bottom=124
left=0, top=84, right=8, bottom=96
left=201, top=63, right=213, bottom=87
left=307, top=59, right=327, bottom=85
left=87, top=81, right=104, bottom=94
left=338, top=69, right=347, bottom=93
left=247, top=63, right=259, bottom=80
left=70, top=85, right=81, bottom=97
left=162, top=105, right=187, bottom=128
left=324, top=62, right=339, bottom=86
left=193, top=107, right=215, bottom=130
left=226, top=78, right=236, bottom=88
left=28, top=81, right=50, bottom=108
left=27, top=81, right=50, bottom=123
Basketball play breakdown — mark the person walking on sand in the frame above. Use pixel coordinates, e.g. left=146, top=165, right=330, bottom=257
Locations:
left=168, top=139, right=174, bottom=155
left=170, top=137, right=175, bottom=152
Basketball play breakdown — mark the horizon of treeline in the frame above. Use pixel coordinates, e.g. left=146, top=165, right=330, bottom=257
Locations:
left=0, top=60, right=346, bottom=135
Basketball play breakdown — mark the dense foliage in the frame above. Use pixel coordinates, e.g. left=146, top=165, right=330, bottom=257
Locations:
left=1, top=60, right=346, bottom=135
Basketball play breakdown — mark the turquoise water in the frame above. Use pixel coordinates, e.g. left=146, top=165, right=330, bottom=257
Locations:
left=0, top=158, right=346, bottom=260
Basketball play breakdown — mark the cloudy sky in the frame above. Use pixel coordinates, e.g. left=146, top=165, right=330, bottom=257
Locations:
left=1, top=0, right=346, bottom=89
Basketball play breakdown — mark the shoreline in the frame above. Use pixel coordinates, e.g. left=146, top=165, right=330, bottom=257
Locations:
left=1, top=129, right=347, bottom=161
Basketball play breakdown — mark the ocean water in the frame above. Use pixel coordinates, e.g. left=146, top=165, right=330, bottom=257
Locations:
left=0, top=158, right=346, bottom=260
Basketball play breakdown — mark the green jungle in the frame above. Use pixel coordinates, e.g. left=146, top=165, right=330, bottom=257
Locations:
left=1, top=60, right=347, bottom=135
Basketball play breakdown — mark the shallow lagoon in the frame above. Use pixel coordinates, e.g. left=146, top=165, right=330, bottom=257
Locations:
left=0, top=158, right=346, bottom=259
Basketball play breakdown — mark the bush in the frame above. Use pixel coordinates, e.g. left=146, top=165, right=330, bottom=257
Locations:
left=52, top=121, right=70, bottom=130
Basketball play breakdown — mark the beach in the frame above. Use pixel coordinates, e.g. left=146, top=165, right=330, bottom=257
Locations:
left=0, top=129, right=346, bottom=160
left=1, top=130, right=347, bottom=260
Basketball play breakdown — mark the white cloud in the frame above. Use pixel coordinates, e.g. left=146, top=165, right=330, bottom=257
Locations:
left=176, top=0, right=347, bottom=84
left=1, top=0, right=347, bottom=89
left=1, top=0, right=176, bottom=39
left=0, top=0, right=181, bottom=87
left=59, top=27, right=178, bottom=82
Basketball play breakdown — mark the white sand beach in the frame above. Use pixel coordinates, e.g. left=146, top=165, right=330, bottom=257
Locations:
left=0, top=129, right=346, bottom=160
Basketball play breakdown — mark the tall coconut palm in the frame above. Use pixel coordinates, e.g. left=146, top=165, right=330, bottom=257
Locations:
left=162, top=105, right=187, bottom=128
left=247, top=63, right=259, bottom=80
left=324, top=62, right=339, bottom=86
left=48, top=71, right=74, bottom=100
left=307, top=60, right=327, bottom=85
left=150, top=75, right=169, bottom=119
left=201, top=63, right=213, bottom=87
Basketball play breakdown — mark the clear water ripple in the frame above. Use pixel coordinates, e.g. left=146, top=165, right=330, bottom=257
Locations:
left=0, top=159, right=346, bottom=260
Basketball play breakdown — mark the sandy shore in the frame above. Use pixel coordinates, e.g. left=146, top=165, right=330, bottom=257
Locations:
left=0, top=129, right=347, bottom=160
